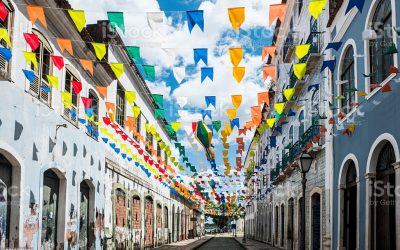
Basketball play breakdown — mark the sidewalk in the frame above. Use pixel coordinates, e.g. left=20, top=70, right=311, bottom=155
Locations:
left=155, top=236, right=213, bottom=250
left=234, top=234, right=281, bottom=250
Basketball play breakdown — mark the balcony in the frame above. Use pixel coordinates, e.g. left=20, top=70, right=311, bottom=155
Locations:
left=283, top=32, right=296, bottom=63
left=301, top=22, right=324, bottom=73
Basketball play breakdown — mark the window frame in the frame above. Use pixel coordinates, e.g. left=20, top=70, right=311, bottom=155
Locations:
left=87, top=89, right=99, bottom=140
left=339, top=46, right=356, bottom=115
left=0, top=1, right=14, bottom=80
left=115, top=83, right=126, bottom=127
left=62, top=67, right=80, bottom=126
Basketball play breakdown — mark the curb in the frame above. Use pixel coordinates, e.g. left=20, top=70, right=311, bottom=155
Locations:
left=234, top=237, right=249, bottom=250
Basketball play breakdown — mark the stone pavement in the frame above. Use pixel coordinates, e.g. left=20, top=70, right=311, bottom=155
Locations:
left=197, top=234, right=244, bottom=250
left=154, top=236, right=213, bottom=250
left=234, top=234, right=281, bottom=250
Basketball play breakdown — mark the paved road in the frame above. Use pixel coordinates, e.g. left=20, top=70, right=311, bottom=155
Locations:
left=195, top=237, right=245, bottom=250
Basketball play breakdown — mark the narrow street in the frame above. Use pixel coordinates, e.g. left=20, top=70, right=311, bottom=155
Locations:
left=195, top=235, right=244, bottom=250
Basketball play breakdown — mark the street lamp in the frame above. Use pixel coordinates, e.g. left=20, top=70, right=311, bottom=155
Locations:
left=299, top=152, right=313, bottom=250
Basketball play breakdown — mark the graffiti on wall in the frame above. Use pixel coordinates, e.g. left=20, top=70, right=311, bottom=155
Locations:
left=23, top=192, right=39, bottom=249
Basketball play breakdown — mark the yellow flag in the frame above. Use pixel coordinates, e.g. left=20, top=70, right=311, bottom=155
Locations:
left=125, top=91, right=136, bottom=104
left=226, top=109, right=237, bottom=120
left=274, top=102, right=285, bottom=115
left=231, top=95, right=242, bottom=109
left=61, top=91, right=72, bottom=109
left=295, top=44, right=311, bottom=59
left=132, top=106, right=141, bottom=118
left=357, top=91, right=367, bottom=97
left=225, top=123, right=232, bottom=135
left=229, top=48, right=243, bottom=66
left=228, top=7, right=245, bottom=32
left=92, top=42, right=106, bottom=60
left=68, top=10, right=86, bottom=32
left=294, top=63, right=307, bottom=80
left=0, top=28, right=11, bottom=48
left=233, top=67, right=245, bottom=83
left=46, top=75, right=58, bottom=89
left=284, top=88, right=295, bottom=100
left=308, top=0, right=327, bottom=20
left=23, top=51, right=38, bottom=69
left=111, top=63, right=124, bottom=79
left=171, top=122, right=181, bottom=132
left=266, top=118, right=275, bottom=128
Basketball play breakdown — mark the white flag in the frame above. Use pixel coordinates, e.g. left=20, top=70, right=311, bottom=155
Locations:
left=162, top=48, right=176, bottom=67
left=173, top=67, right=186, bottom=84
left=176, top=96, right=188, bottom=108
left=147, top=12, right=163, bottom=31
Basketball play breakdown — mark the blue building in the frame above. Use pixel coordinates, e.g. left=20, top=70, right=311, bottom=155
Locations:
left=330, top=0, right=400, bottom=249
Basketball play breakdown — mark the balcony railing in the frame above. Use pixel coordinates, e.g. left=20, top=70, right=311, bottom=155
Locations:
left=283, top=32, right=295, bottom=62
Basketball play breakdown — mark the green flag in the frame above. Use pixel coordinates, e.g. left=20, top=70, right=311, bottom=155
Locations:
left=126, top=46, right=140, bottom=63
left=107, top=12, right=125, bottom=33
left=154, top=108, right=165, bottom=119
left=151, top=94, right=164, bottom=109
left=212, top=121, right=221, bottom=132
left=143, top=65, right=155, bottom=81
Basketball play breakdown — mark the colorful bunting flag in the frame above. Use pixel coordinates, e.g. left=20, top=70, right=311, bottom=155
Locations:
left=274, top=102, right=285, bottom=115
left=226, top=109, right=237, bottom=120
left=91, top=42, right=106, bottom=60
left=46, top=75, right=59, bottom=89
left=308, top=0, right=327, bottom=20
left=152, top=94, right=164, bottom=109
left=263, top=65, right=276, bottom=81
left=81, top=97, right=92, bottom=109
left=143, top=65, right=155, bottom=81
left=294, top=63, right=307, bottom=80
left=321, top=59, right=336, bottom=72
left=110, top=63, right=124, bottom=79
left=295, top=44, right=311, bottom=59
left=284, top=88, right=295, bottom=101
left=126, top=46, right=141, bottom=63
left=228, top=7, right=245, bottom=32
left=154, top=109, right=165, bottom=119
left=71, top=80, right=82, bottom=95
left=68, top=10, right=86, bottom=32
left=187, top=10, right=204, bottom=33
left=96, top=86, right=107, bottom=99
left=345, top=0, right=365, bottom=14
left=171, top=122, right=181, bottom=132
left=0, top=47, right=11, bottom=61
left=132, top=106, right=141, bottom=118
left=107, top=12, right=125, bottom=33
left=22, top=69, right=35, bottom=82
left=269, top=4, right=286, bottom=25
left=23, top=33, right=38, bottom=51
left=51, top=55, right=64, bottom=70
left=231, top=95, right=242, bottom=109
left=194, top=48, right=208, bottom=65
left=0, top=28, right=11, bottom=49
left=205, top=96, right=216, bottom=108
left=56, top=38, right=73, bottom=55
left=201, top=67, right=213, bottom=82
left=125, top=91, right=136, bottom=104
left=233, top=67, right=245, bottom=83
left=258, top=92, right=270, bottom=106
left=80, top=59, right=93, bottom=76
left=0, top=2, right=8, bottom=22
left=23, top=51, right=38, bottom=69
left=262, top=46, right=275, bottom=62
left=229, top=48, right=243, bottom=66
left=212, top=121, right=221, bottom=132
left=62, top=91, right=72, bottom=109
left=26, top=5, right=47, bottom=29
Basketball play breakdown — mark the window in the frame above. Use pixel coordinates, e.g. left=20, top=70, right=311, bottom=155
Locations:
left=298, top=111, right=305, bottom=141
left=29, top=30, right=52, bottom=106
left=340, top=46, right=356, bottom=114
left=311, top=90, right=320, bottom=125
left=0, top=2, right=13, bottom=80
left=164, top=206, right=168, bottom=228
left=88, top=90, right=99, bottom=139
left=369, top=0, right=394, bottom=87
left=157, top=142, right=161, bottom=158
left=116, top=83, right=126, bottom=127
left=145, top=125, right=153, bottom=154
left=63, top=69, right=80, bottom=125
left=289, top=126, right=294, bottom=144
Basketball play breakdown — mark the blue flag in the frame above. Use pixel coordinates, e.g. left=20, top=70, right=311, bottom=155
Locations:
left=270, top=136, right=276, bottom=148
left=201, top=110, right=212, bottom=120
left=0, top=47, right=11, bottom=61
left=194, top=48, right=208, bottom=65
left=325, top=42, right=343, bottom=51
left=201, top=67, right=213, bottom=82
left=230, top=118, right=240, bottom=129
left=321, top=60, right=336, bottom=73
left=308, top=83, right=320, bottom=92
left=345, top=0, right=365, bottom=14
left=187, top=10, right=204, bottom=33
left=205, top=96, right=216, bottom=107
left=22, top=69, right=35, bottom=82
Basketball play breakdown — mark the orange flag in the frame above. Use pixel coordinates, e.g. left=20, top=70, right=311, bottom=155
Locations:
left=263, top=65, right=276, bottom=81
left=26, top=5, right=47, bottom=29
left=105, top=102, right=115, bottom=114
left=262, top=46, right=276, bottom=61
left=96, top=86, right=107, bottom=99
left=258, top=92, right=270, bottom=106
left=80, top=59, right=93, bottom=76
left=56, top=38, right=73, bottom=55
left=251, top=106, right=261, bottom=124
left=269, top=4, right=286, bottom=25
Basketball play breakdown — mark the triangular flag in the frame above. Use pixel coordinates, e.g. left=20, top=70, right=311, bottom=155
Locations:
left=126, top=46, right=141, bottom=63
left=0, top=28, right=11, bottom=48
left=267, top=118, right=275, bottom=128
left=171, top=122, right=181, bottom=132
left=71, top=80, right=82, bottom=95
left=201, top=67, right=213, bottom=82
left=231, top=95, right=242, bottom=109
left=274, top=102, right=285, bottom=115
left=23, top=51, right=37, bottom=69
left=226, top=109, right=237, bottom=120
left=125, top=91, right=136, bottom=104
left=46, top=75, right=59, bottom=89
left=80, top=59, right=93, bottom=76
left=194, top=48, right=208, bottom=65
left=152, top=94, right=164, bottom=109
left=173, top=67, right=185, bottom=84
left=68, top=10, right=86, bottom=32
left=269, top=4, right=286, bottom=25
left=294, top=63, right=307, bottom=80
left=132, top=106, right=141, bottom=118
left=262, top=46, right=275, bottom=62
left=229, top=48, right=243, bottom=66
left=107, top=12, right=125, bottom=33
left=345, top=0, right=365, bottom=14
left=81, top=97, right=92, bottom=109
left=154, top=109, right=165, bottom=119
left=263, top=65, right=276, bottom=81
left=308, top=0, right=327, bottom=19
left=56, top=38, right=73, bottom=55
left=228, top=7, right=245, bottom=32
left=23, top=33, right=38, bottom=51
left=147, top=12, right=163, bottom=31
left=91, top=43, right=106, bottom=60
left=51, top=55, right=64, bottom=70
left=111, top=63, right=124, bottom=79
left=143, top=65, right=155, bottom=81
left=62, top=91, right=72, bottom=109
left=258, top=92, right=270, bottom=106
left=162, top=48, right=176, bottom=67
left=233, top=67, right=245, bottom=83
left=187, top=10, right=204, bottom=33
left=0, top=2, right=8, bottom=22
left=284, top=88, right=295, bottom=101
left=26, top=5, right=47, bottom=29
left=96, top=86, right=107, bottom=99
left=23, top=69, right=35, bottom=82
left=0, top=47, right=11, bottom=61
left=205, top=96, right=216, bottom=108
left=295, top=44, right=311, bottom=59
left=321, top=60, right=336, bottom=72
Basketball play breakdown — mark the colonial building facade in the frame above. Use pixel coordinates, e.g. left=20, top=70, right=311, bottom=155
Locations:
left=0, top=0, right=202, bottom=249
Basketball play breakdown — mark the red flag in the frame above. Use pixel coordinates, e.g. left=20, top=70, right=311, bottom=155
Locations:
left=71, top=80, right=82, bottom=95
left=389, top=66, right=399, bottom=74
left=192, top=122, right=197, bottom=133
left=51, top=55, right=64, bottom=70
left=0, top=2, right=8, bottom=22
left=23, top=33, right=39, bottom=51
left=102, top=117, right=111, bottom=125
left=81, top=97, right=92, bottom=108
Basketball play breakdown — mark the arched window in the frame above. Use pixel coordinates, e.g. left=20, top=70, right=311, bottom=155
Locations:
left=29, top=29, right=53, bottom=106
left=311, top=90, right=319, bottom=125
left=289, top=126, right=294, bottom=144
left=88, top=90, right=99, bottom=139
left=164, top=206, right=168, bottom=228
left=343, top=161, right=357, bottom=250
left=369, top=0, right=394, bottom=87
left=340, top=46, right=355, bottom=114
left=298, top=111, right=305, bottom=141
